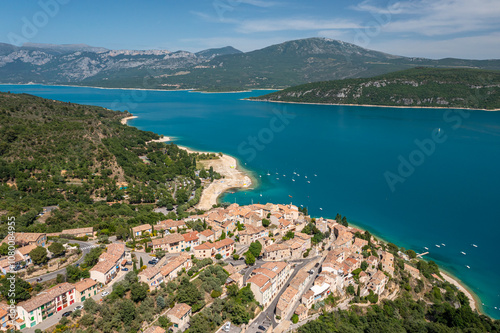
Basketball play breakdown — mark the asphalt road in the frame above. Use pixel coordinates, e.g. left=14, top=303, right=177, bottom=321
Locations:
left=247, top=257, right=317, bottom=333
left=26, top=240, right=94, bottom=283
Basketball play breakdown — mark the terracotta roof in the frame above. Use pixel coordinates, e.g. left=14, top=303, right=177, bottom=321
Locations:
left=199, top=229, right=214, bottom=237
left=252, top=268, right=277, bottom=280
left=152, top=233, right=184, bottom=247
left=157, top=220, right=186, bottom=229
left=17, top=244, right=37, bottom=255
left=131, top=224, right=152, bottom=233
left=261, top=261, right=288, bottom=275
left=61, top=227, right=93, bottom=235
left=74, top=278, right=97, bottom=292
left=18, top=283, right=74, bottom=312
left=90, top=259, right=116, bottom=274
left=303, top=290, right=314, bottom=299
left=240, top=224, right=266, bottom=236
left=265, top=243, right=289, bottom=252
left=277, top=286, right=298, bottom=311
left=212, top=238, right=234, bottom=249
left=161, top=254, right=191, bottom=277
left=295, top=304, right=307, bottom=315
left=168, top=303, right=191, bottom=319
left=106, top=243, right=125, bottom=257
left=2, top=232, right=44, bottom=244
left=247, top=274, right=270, bottom=288
left=182, top=231, right=199, bottom=243
left=139, top=266, right=161, bottom=280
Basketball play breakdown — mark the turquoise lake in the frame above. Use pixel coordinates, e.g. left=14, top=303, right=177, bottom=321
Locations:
left=2, top=84, right=499, bottom=319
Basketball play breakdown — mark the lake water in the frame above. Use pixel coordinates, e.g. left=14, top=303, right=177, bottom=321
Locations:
left=2, top=84, right=499, bottom=319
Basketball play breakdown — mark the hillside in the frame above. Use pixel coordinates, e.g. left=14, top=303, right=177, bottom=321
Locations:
left=1, top=38, right=500, bottom=91
left=250, top=68, right=500, bottom=110
left=0, top=92, right=210, bottom=234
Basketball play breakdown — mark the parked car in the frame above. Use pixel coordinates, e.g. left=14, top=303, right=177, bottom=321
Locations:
left=315, top=263, right=320, bottom=267
left=122, top=267, right=129, bottom=271
left=36, top=277, right=43, bottom=282
left=74, top=305, right=84, bottom=311
left=101, top=291, right=109, bottom=297
left=148, top=260, right=158, bottom=265
left=258, top=325, right=266, bottom=331
left=223, top=321, right=231, bottom=332
left=62, top=311, right=72, bottom=317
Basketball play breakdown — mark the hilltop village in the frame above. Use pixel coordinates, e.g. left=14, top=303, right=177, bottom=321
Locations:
left=0, top=202, right=466, bottom=333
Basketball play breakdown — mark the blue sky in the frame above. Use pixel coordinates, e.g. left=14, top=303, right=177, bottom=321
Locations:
left=1, top=0, right=500, bottom=59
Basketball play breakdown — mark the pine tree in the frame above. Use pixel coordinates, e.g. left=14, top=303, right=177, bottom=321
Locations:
left=140, top=257, right=144, bottom=268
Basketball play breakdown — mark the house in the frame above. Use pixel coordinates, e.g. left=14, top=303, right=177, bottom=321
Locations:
left=363, top=270, right=388, bottom=296
left=61, top=227, right=94, bottom=238
left=309, top=280, right=331, bottom=302
left=276, top=285, right=298, bottom=318
left=352, top=238, right=368, bottom=253
left=182, top=231, right=199, bottom=249
left=161, top=254, right=192, bottom=281
left=74, top=278, right=98, bottom=302
left=248, top=262, right=290, bottom=307
left=0, top=252, right=24, bottom=274
left=295, top=304, right=308, bottom=322
left=0, top=302, right=13, bottom=331
left=167, top=303, right=192, bottom=332
left=198, top=229, right=215, bottom=243
left=302, top=290, right=315, bottom=309
left=404, top=263, right=421, bottom=280
left=263, top=243, right=290, bottom=261
left=150, top=233, right=185, bottom=253
left=290, top=270, right=310, bottom=293
left=238, top=224, right=267, bottom=245
left=193, top=239, right=234, bottom=259
left=139, top=266, right=163, bottom=290
left=222, top=220, right=237, bottom=235
left=16, top=283, right=75, bottom=329
left=144, top=326, right=166, bottom=333
left=380, top=251, right=394, bottom=276
left=2, top=233, right=46, bottom=247
left=16, top=244, right=37, bottom=266
left=90, top=260, right=119, bottom=285
left=156, top=220, right=186, bottom=232
left=294, top=232, right=312, bottom=250
left=106, top=243, right=127, bottom=261
left=131, top=224, right=152, bottom=237
left=226, top=272, right=244, bottom=288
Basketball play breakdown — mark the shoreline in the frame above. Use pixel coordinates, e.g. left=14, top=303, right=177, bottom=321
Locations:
left=178, top=146, right=252, bottom=210
left=119, top=116, right=484, bottom=318
left=247, top=98, right=500, bottom=112
left=339, top=219, right=482, bottom=314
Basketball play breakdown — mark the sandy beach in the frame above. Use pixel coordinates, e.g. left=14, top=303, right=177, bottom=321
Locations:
left=179, top=146, right=252, bottom=210
left=440, top=271, right=479, bottom=312
left=120, top=115, right=138, bottom=124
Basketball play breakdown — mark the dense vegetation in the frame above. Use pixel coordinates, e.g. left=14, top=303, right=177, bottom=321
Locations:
left=0, top=92, right=210, bottom=237
left=298, top=293, right=500, bottom=333
left=252, top=68, right=500, bottom=110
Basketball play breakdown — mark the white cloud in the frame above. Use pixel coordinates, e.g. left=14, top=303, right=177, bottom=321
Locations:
left=354, top=0, right=500, bottom=36
left=368, top=32, right=500, bottom=59
left=236, top=18, right=361, bottom=33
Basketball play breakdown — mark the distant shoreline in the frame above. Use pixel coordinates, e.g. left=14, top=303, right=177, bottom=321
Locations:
left=247, top=98, right=500, bottom=112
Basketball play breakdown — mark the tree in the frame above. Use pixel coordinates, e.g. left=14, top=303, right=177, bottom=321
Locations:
left=0, top=243, right=9, bottom=256
left=361, top=261, right=368, bottom=271
left=262, top=219, right=270, bottom=227
left=248, top=241, right=262, bottom=258
left=158, top=315, right=172, bottom=329
left=215, top=253, right=222, bottom=260
left=283, top=231, right=295, bottom=241
left=232, top=253, right=240, bottom=260
left=406, top=249, right=417, bottom=259
left=0, top=274, right=32, bottom=302
left=157, top=295, right=166, bottom=309
left=245, top=252, right=255, bottom=265
left=131, top=282, right=149, bottom=302
left=347, top=285, right=355, bottom=295
left=30, top=246, right=48, bottom=265
left=227, top=283, right=239, bottom=298
left=341, top=216, right=348, bottom=227
left=292, top=314, right=299, bottom=324
left=140, top=257, right=144, bottom=268
left=83, top=298, right=99, bottom=314
left=48, top=242, right=65, bottom=257
left=119, top=299, right=137, bottom=326
left=83, top=247, right=102, bottom=268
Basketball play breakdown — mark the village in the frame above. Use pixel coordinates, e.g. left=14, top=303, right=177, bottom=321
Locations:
left=0, top=203, right=427, bottom=332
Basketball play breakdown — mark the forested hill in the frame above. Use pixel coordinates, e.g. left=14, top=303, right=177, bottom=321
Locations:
left=0, top=92, right=207, bottom=235
left=250, top=68, right=500, bottom=110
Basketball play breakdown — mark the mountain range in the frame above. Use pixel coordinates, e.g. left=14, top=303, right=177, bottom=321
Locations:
left=1, top=38, right=500, bottom=91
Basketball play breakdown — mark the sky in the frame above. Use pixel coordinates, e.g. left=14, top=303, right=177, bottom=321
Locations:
left=1, top=0, right=500, bottom=59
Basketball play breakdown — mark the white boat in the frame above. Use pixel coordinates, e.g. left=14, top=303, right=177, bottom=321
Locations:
left=292, top=179, right=295, bottom=182
left=466, top=265, right=470, bottom=269
left=472, top=244, right=478, bottom=247
left=435, top=245, right=441, bottom=248
left=305, top=176, right=307, bottom=178
left=283, top=174, right=286, bottom=177
left=314, top=174, right=317, bottom=176
left=260, top=193, right=262, bottom=197
left=297, top=174, right=300, bottom=176
left=276, top=178, right=279, bottom=180
left=319, top=208, right=323, bottom=210
left=461, top=252, right=466, bottom=255
left=307, top=181, right=311, bottom=183
left=266, top=171, right=270, bottom=176
left=441, top=243, right=446, bottom=246
left=424, top=247, right=429, bottom=250
left=293, top=171, right=296, bottom=174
